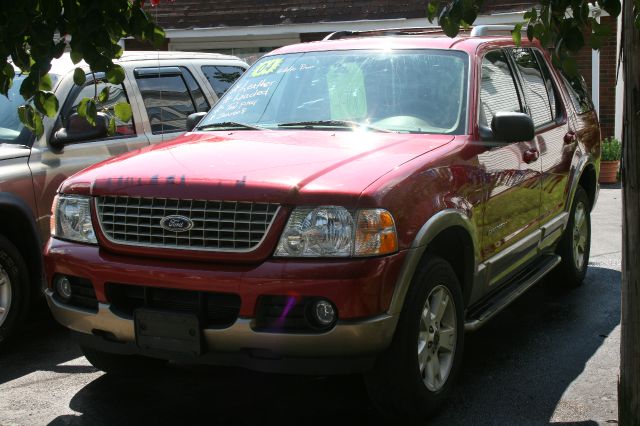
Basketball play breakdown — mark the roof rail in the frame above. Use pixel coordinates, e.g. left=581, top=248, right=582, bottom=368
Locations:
left=323, top=27, right=446, bottom=41
left=321, top=25, right=523, bottom=41
left=470, top=24, right=525, bottom=37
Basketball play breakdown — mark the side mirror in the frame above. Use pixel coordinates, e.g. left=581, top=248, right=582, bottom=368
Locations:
left=186, top=112, right=207, bottom=132
left=487, top=112, right=534, bottom=143
left=52, top=112, right=109, bottom=148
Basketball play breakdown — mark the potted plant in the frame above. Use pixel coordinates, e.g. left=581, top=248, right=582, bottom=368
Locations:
left=600, top=137, right=621, bottom=183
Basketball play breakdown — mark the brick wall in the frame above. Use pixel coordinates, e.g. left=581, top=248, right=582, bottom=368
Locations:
left=575, top=15, right=618, bottom=138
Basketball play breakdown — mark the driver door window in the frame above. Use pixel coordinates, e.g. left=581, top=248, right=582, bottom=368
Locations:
left=63, top=80, right=136, bottom=138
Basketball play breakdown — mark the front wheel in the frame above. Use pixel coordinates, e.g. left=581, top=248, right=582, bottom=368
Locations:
left=554, top=185, right=591, bottom=287
left=0, top=235, right=30, bottom=347
left=365, top=256, right=464, bottom=422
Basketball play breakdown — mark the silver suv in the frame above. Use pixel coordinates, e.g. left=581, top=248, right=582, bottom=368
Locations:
left=0, top=51, right=247, bottom=346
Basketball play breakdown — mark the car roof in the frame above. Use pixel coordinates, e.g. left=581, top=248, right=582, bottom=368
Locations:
left=48, top=51, right=245, bottom=75
left=268, top=28, right=536, bottom=57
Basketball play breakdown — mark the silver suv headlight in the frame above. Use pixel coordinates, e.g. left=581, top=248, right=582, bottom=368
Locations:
left=50, top=195, right=97, bottom=244
left=275, top=206, right=398, bottom=257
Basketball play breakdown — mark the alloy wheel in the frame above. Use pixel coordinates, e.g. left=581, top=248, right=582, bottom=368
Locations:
left=572, top=201, right=588, bottom=271
left=0, top=264, right=11, bottom=327
left=417, top=284, right=457, bottom=392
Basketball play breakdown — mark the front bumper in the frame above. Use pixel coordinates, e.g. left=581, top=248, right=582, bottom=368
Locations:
left=44, top=239, right=406, bottom=373
left=46, top=289, right=397, bottom=373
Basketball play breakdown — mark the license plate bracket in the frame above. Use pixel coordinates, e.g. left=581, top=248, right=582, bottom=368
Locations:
left=134, top=309, right=202, bottom=356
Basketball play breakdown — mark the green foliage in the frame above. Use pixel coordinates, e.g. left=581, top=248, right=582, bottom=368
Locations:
left=73, top=68, right=86, bottom=86
left=114, top=102, right=133, bottom=123
left=425, top=0, right=634, bottom=76
left=0, top=0, right=165, bottom=136
left=602, top=137, right=622, bottom=161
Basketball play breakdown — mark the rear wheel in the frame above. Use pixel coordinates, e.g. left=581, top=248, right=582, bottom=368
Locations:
left=555, top=185, right=591, bottom=287
left=0, top=235, right=30, bottom=347
left=365, top=256, right=464, bottom=422
left=81, top=345, right=167, bottom=375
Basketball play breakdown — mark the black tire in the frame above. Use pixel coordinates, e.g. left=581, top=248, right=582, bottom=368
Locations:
left=365, top=256, right=465, bottom=424
left=0, top=235, right=30, bottom=347
left=554, top=185, right=591, bottom=287
left=81, top=345, right=168, bottom=376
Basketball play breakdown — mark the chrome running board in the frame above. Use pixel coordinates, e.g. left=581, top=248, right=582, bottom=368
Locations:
left=464, top=254, right=561, bottom=332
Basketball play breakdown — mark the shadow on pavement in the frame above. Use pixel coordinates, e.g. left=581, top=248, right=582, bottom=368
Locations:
left=41, top=265, right=619, bottom=425
left=0, top=310, right=94, bottom=385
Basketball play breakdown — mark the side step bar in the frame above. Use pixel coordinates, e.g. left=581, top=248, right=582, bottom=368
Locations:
left=464, top=255, right=561, bottom=332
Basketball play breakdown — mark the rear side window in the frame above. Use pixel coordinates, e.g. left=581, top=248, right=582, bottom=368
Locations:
left=511, top=48, right=554, bottom=127
left=135, top=67, right=210, bottom=134
left=533, top=50, right=561, bottom=120
left=201, top=66, right=245, bottom=98
left=559, top=67, right=593, bottom=114
left=479, top=50, right=522, bottom=127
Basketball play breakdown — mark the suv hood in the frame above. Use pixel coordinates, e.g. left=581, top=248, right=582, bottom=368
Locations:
left=62, top=130, right=454, bottom=205
left=0, top=144, right=30, bottom=161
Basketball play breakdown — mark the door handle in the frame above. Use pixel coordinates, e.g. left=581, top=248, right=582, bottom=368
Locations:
left=564, top=131, right=577, bottom=144
left=523, top=148, right=539, bottom=164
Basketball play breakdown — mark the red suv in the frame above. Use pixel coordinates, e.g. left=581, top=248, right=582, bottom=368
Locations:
left=44, top=26, right=600, bottom=420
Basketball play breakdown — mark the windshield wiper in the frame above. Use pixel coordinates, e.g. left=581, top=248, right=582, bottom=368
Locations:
left=196, top=121, right=265, bottom=131
left=277, top=120, right=395, bottom=133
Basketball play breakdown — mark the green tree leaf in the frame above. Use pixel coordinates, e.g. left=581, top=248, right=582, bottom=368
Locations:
left=18, top=104, right=44, bottom=137
left=98, top=87, right=110, bottom=103
left=73, top=68, right=86, bottom=86
left=18, top=104, right=36, bottom=131
left=564, top=27, right=585, bottom=51
left=34, top=91, right=59, bottom=118
left=78, top=98, right=97, bottom=125
left=38, top=74, right=53, bottom=91
left=106, top=65, right=125, bottom=85
left=19, top=75, right=37, bottom=100
left=562, top=57, right=579, bottom=77
left=512, top=23, right=523, bottom=46
left=114, top=102, right=132, bottom=122
left=426, top=1, right=438, bottom=22
left=108, top=117, right=116, bottom=136
left=70, top=49, right=83, bottom=65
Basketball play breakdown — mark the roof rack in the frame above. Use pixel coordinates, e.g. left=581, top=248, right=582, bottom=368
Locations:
left=469, top=25, right=526, bottom=37
left=322, top=24, right=525, bottom=41
left=323, top=27, right=447, bottom=41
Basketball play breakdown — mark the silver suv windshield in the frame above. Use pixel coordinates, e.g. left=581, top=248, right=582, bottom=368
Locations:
left=0, top=75, right=30, bottom=145
left=201, top=49, right=469, bottom=134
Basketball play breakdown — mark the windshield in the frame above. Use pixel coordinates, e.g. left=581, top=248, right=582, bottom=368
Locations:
left=0, top=75, right=32, bottom=145
left=201, top=49, right=469, bottom=134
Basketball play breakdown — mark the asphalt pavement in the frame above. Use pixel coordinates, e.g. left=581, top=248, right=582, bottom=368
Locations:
left=0, top=186, right=622, bottom=426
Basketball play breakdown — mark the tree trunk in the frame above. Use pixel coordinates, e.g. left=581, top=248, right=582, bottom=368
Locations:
left=620, top=0, right=640, bottom=423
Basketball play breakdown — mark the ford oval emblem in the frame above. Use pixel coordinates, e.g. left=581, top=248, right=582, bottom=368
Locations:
left=160, top=215, right=194, bottom=232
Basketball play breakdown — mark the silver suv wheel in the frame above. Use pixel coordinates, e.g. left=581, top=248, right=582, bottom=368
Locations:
left=0, top=265, right=12, bottom=327
left=418, top=284, right=457, bottom=391
left=572, top=200, right=588, bottom=271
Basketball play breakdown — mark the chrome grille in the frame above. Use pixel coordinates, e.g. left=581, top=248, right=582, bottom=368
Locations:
left=96, top=196, right=279, bottom=252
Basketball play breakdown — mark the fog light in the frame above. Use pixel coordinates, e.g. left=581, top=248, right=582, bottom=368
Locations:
left=312, top=299, right=336, bottom=327
left=55, top=276, right=73, bottom=301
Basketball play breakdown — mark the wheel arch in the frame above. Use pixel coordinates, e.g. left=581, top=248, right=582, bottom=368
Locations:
left=567, top=156, right=599, bottom=213
left=388, top=210, right=478, bottom=316
left=0, top=193, right=44, bottom=301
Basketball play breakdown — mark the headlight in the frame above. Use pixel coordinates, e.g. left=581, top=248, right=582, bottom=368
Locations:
left=274, top=206, right=398, bottom=257
left=50, top=195, right=97, bottom=244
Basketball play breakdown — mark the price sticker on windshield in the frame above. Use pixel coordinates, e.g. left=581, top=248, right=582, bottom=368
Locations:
left=251, top=58, right=284, bottom=77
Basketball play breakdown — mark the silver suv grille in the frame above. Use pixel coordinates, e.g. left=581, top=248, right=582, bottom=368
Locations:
left=96, top=196, right=279, bottom=252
